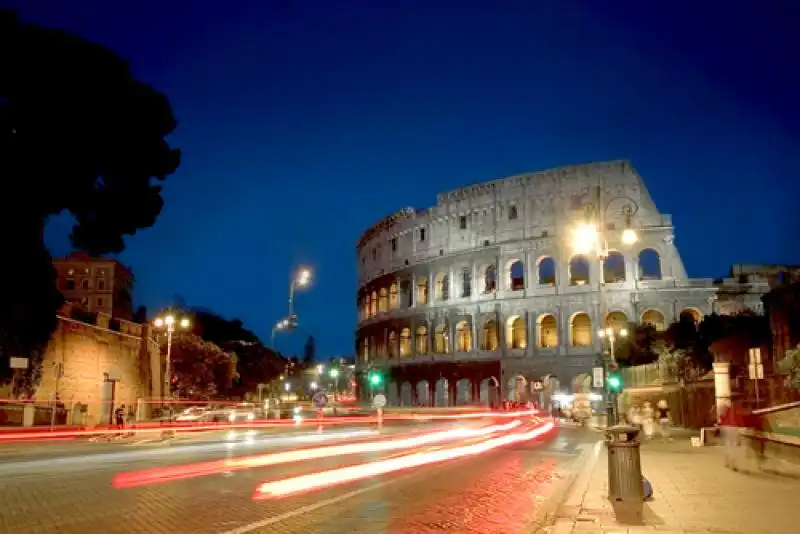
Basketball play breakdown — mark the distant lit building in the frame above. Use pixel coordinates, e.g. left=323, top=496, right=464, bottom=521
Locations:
left=53, top=252, right=134, bottom=320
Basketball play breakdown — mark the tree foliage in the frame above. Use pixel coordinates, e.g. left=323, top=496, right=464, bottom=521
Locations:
left=167, top=334, right=234, bottom=400
left=0, top=10, right=180, bottom=387
left=778, top=345, right=800, bottom=393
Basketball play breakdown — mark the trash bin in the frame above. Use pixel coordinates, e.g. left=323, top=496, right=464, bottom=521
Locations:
left=606, top=424, right=644, bottom=513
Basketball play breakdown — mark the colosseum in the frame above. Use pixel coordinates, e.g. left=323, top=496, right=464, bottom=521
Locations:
left=354, top=160, right=724, bottom=407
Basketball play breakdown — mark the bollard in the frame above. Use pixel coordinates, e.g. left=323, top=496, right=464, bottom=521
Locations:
left=605, top=424, right=644, bottom=520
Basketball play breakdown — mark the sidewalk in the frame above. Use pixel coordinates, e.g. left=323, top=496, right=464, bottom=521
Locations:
left=551, top=433, right=800, bottom=533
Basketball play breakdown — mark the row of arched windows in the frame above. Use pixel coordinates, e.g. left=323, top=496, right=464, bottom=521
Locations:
left=359, top=249, right=664, bottom=320
left=359, top=308, right=699, bottom=362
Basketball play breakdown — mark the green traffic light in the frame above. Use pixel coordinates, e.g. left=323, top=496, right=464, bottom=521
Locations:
left=369, top=373, right=382, bottom=385
left=607, top=375, right=622, bottom=391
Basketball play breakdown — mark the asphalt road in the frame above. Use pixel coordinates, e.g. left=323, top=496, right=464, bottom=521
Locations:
left=0, top=421, right=598, bottom=534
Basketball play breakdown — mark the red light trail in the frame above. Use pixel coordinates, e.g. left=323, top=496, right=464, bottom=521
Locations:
left=254, top=420, right=555, bottom=499
left=111, top=421, right=522, bottom=489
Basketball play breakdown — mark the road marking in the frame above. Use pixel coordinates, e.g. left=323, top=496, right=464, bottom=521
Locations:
left=562, top=440, right=602, bottom=510
left=220, top=473, right=418, bottom=534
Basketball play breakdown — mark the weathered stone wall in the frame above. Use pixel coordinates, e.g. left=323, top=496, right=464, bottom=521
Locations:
left=35, top=315, right=160, bottom=426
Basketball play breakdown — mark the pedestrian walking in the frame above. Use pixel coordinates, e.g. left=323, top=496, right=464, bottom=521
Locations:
left=641, top=402, right=655, bottom=439
left=115, top=404, right=126, bottom=431
left=656, top=399, right=672, bottom=441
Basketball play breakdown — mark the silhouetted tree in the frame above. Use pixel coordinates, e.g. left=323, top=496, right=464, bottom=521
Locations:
left=133, top=305, right=148, bottom=324
left=166, top=334, right=233, bottom=400
left=616, top=322, right=661, bottom=367
left=303, top=336, right=316, bottom=364
left=0, top=10, right=180, bottom=391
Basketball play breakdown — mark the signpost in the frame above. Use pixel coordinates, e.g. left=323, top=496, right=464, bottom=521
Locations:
left=9, top=357, right=28, bottom=399
left=748, top=348, right=764, bottom=408
left=372, top=393, right=386, bottom=429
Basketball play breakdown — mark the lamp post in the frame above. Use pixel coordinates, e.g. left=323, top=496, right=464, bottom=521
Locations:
left=598, top=326, right=627, bottom=425
left=570, top=185, right=638, bottom=427
left=271, top=318, right=289, bottom=349
left=329, top=368, right=340, bottom=401
left=153, top=314, right=191, bottom=408
left=288, top=267, right=312, bottom=320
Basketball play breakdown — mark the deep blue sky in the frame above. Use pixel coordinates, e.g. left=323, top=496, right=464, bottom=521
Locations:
left=13, top=1, right=799, bottom=357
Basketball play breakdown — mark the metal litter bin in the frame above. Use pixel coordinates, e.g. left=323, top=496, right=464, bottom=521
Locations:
left=606, top=424, right=643, bottom=512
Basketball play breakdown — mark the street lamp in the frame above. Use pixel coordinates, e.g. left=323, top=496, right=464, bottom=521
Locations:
left=310, top=381, right=318, bottom=390
left=271, top=318, right=290, bottom=349
left=153, top=314, right=191, bottom=406
left=329, top=368, right=340, bottom=401
left=570, top=186, right=638, bottom=426
left=288, top=266, right=312, bottom=319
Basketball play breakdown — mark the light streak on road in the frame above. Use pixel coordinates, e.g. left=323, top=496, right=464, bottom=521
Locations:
left=0, top=410, right=540, bottom=443
left=112, top=421, right=522, bottom=489
left=0, top=430, right=376, bottom=476
left=254, top=421, right=556, bottom=499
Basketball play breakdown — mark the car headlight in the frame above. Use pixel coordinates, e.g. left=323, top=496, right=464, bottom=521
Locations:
left=247, top=413, right=254, bottom=421
left=293, top=407, right=301, bottom=414
left=228, top=412, right=236, bottom=422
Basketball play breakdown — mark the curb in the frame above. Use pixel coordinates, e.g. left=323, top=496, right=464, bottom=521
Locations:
left=529, top=439, right=603, bottom=534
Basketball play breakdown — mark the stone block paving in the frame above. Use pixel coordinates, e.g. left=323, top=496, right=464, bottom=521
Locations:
left=0, top=430, right=586, bottom=534
left=551, top=436, right=800, bottom=534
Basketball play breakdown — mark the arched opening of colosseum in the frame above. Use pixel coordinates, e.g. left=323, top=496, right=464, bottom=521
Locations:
left=416, top=381, right=429, bottom=406
left=506, top=315, right=527, bottom=349
left=400, top=382, right=413, bottom=406
left=388, top=380, right=399, bottom=405
left=480, top=377, right=500, bottom=407
left=460, top=267, right=472, bottom=298
left=387, top=331, right=397, bottom=358
left=638, top=248, right=662, bottom=280
left=537, top=256, right=556, bottom=285
left=603, top=251, right=626, bottom=283
left=435, top=272, right=449, bottom=301
left=605, top=311, right=628, bottom=333
left=482, top=319, right=499, bottom=351
left=415, top=324, right=429, bottom=354
left=434, top=324, right=449, bottom=353
left=378, top=287, right=388, bottom=313
left=507, top=375, right=528, bottom=402
left=456, top=379, right=471, bottom=404
left=570, top=312, right=592, bottom=346
left=435, top=378, right=448, bottom=406
left=641, top=309, right=665, bottom=331
left=508, top=260, right=525, bottom=291
left=389, top=282, right=398, bottom=309
left=537, top=314, right=558, bottom=348
left=680, top=308, right=701, bottom=325
left=416, top=276, right=429, bottom=305
left=361, top=338, right=369, bottom=363
left=572, top=373, right=592, bottom=394
left=370, top=291, right=377, bottom=316
left=569, top=255, right=590, bottom=285
left=456, top=320, right=472, bottom=352
left=399, top=327, right=412, bottom=356
left=484, top=264, right=497, bottom=293
left=508, top=205, right=518, bottom=220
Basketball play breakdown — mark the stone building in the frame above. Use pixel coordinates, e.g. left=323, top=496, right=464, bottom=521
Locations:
left=33, top=303, right=162, bottom=425
left=354, top=160, right=730, bottom=406
left=53, top=252, right=134, bottom=320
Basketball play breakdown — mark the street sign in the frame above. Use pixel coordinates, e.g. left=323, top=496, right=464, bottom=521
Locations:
left=9, top=357, right=28, bottom=369
left=592, top=367, right=604, bottom=388
left=532, top=381, right=544, bottom=391
left=312, top=391, right=328, bottom=409
left=372, top=393, right=387, bottom=408
left=748, top=364, right=764, bottom=380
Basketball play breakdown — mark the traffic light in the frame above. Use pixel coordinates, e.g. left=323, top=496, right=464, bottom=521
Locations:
left=369, top=372, right=382, bottom=386
left=607, top=374, right=622, bottom=392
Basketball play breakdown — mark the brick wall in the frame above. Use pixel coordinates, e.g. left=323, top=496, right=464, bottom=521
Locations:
left=35, top=315, right=161, bottom=425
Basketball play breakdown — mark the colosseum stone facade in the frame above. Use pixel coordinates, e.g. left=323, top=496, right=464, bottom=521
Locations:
left=355, top=160, right=720, bottom=407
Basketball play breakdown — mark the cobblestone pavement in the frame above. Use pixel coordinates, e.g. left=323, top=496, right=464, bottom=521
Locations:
left=0, top=423, right=594, bottom=534
left=552, top=434, right=800, bottom=534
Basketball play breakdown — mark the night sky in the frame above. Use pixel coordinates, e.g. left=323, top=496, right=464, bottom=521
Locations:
left=12, top=1, right=799, bottom=358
